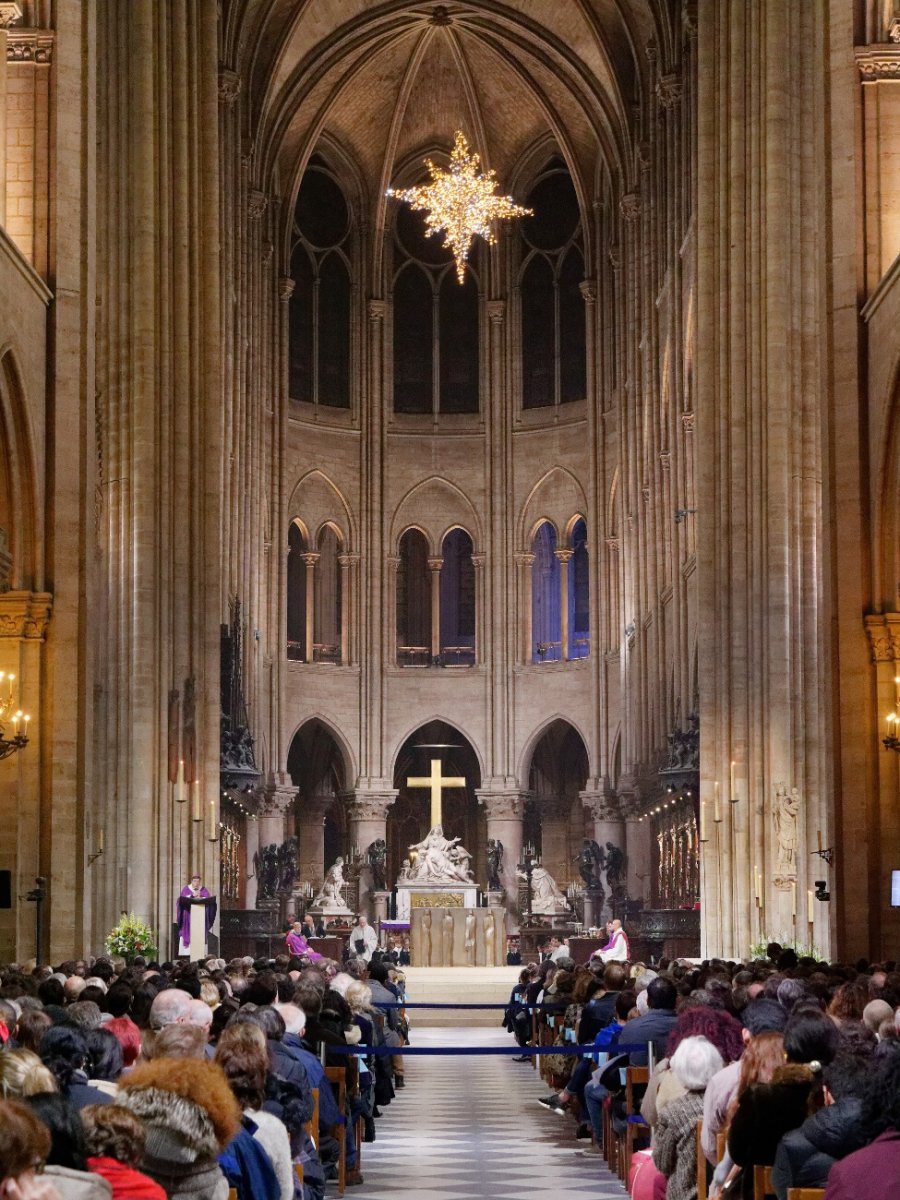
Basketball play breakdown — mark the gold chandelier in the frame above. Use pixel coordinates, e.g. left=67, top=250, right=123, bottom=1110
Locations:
left=0, top=670, right=29, bottom=760
left=387, top=131, right=532, bottom=283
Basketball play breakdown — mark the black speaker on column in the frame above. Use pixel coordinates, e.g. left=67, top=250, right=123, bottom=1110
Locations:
left=0, top=870, right=11, bottom=909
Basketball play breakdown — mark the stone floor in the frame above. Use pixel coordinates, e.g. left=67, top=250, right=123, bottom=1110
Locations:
left=353, top=1025, right=628, bottom=1199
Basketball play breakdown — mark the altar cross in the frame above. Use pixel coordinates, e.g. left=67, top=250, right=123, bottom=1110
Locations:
left=406, top=758, right=466, bottom=829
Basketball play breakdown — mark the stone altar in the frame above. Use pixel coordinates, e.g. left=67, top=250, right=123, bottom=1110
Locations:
left=410, top=906, right=506, bottom=967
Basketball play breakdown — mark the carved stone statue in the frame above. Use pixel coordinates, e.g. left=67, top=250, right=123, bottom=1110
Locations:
left=605, top=842, right=627, bottom=901
left=277, top=837, right=299, bottom=894
left=421, top=909, right=433, bottom=966
left=774, top=784, right=800, bottom=872
left=254, top=842, right=280, bottom=901
left=406, top=825, right=475, bottom=884
left=576, top=839, right=605, bottom=888
left=465, top=912, right=476, bottom=965
left=311, top=856, right=352, bottom=912
left=484, top=909, right=497, bottom=963
left=397, top=858, right=411, bottom=882
left=367, top=838, right=388, bottom=890
left=486, top=838, right=504, bottom=890
left=517, top=864, right=571, bottom=914
left=442, top=909, right=454, bottom=964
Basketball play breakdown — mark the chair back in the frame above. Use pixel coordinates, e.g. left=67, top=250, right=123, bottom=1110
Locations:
left=624, top=1065, right=649, bottom=1110
left=753, top=1164, right=775, bottom=1200
left=696, top=1121, right=708, bottom=1200
left=786, top=1191, right=826, bottom=1200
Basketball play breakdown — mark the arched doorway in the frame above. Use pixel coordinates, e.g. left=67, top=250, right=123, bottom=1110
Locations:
left=389, top=721, right=483, bottom=888
left=287, top=719, right=349, bottom=888
left=524, top=719, right=589, bottom=895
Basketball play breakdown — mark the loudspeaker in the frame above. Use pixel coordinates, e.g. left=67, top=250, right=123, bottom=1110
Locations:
left=0, top=870, right=11, bottom=909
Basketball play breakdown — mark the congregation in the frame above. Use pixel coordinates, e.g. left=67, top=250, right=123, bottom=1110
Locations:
left=0, top=948, right=411, bottom=1199
left=504, top=944, right=900, bottom=1200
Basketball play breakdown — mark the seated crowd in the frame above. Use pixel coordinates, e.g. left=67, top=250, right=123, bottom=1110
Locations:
left=0, top=949, right=410, bottom=1199
left=505, top=941, right=900, bottom=1200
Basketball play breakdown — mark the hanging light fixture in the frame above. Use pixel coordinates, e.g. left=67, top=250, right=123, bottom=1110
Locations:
left=884, top=675, right=900, bottom=753
left=387, top=131, right=532, bottom=283
left=0, top=671, right=29, bottom=760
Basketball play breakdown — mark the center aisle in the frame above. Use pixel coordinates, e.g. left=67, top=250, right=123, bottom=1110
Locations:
left=355, top=1026, right=628, bottom=1199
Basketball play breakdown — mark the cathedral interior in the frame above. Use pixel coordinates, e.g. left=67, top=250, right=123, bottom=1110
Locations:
left=0, top=0, right=898, bottom=965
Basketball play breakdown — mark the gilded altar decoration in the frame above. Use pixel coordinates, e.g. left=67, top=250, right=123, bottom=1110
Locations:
left=411, top=892, right=464, bottom=908
left=219, top=819, right=242, bottom=902
left=654, top=801, right=700, bottom=909
left=387, top=131, right=532, bottom=283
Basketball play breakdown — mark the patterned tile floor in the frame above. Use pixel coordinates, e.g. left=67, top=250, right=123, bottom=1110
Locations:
left=352, top=1026, right=628, bottom=1199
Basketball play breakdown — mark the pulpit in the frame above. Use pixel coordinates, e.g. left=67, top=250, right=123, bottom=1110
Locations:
left=178, top=895, right=217, bottom=962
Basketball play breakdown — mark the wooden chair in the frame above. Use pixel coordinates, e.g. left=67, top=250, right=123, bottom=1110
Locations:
left=325, top=1065, right=348, bottom=1195
left=304, top=1086, right=320, bottom=1151
left=621, top=1065, right=650, bottom=1179
left=716, top=1130, right=727, bottom=1164
left=696, top=1121, right=708, bottom=1200
left=786, top=1191, right=826, bottom=1200
left=294, top=1162, right=304, bottom=1186
left=227, top=1192, right=237, bottom=1200
left=753, top=1164, right=775, bottom=1200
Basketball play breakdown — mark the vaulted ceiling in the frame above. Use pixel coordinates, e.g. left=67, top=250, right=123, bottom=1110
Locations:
left=224, top=0, right=675, bottom=235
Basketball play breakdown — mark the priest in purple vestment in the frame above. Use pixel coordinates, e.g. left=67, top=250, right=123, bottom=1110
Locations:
left=177, top=874, right=215, bottom=956
left=285, top=920, right=323, bottom=962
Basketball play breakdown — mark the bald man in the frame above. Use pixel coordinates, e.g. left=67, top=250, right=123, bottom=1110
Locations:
left=148, top=987, right=194, bottom=1031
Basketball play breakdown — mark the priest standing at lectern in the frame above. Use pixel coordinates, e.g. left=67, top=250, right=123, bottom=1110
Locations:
left=176, top=874, right=216, bottom=957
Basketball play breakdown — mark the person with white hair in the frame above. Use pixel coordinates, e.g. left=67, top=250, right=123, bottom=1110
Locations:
left=277, top=1003, right=343, bottom=1132
left=653, top=1035, right=724, bottom=1200
left=147, top=987, right=193, bottom=1031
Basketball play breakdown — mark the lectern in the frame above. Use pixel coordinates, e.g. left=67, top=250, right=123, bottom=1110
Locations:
left=177, top=895, right=217, bottom=961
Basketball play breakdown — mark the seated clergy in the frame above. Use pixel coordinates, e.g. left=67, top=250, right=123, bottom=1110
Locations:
left=349, top=915, right=378, bottom=962
left=600, top=919, right=630, bottom=963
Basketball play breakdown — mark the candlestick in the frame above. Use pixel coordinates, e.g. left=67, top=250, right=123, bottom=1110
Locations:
left=791, top=881, right=797, bottom=919
left=817, top=829, right=822, bottom=853
left=730, top=760, right=737, bottom=803
left=807, top=888, right=814, bottom=925
left=713, top=781, right=722, bottom=823
left=192, top=780, right=201, bottom=822
left=208, top=798, right=215, bottom=841
left=700, top=799, right=708, bottom=842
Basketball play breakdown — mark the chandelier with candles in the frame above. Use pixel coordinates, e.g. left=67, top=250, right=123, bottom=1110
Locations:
left=0, top=670, right=29, bottom=760
left=387, top=131, right=532, bottom=283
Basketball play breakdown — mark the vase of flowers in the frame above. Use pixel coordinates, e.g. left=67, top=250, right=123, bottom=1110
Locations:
left=105, top=912, right=157, bottom=963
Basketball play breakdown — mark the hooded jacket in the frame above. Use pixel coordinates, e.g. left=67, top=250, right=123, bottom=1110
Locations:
left=772, top=1096, right=869, bottom=1200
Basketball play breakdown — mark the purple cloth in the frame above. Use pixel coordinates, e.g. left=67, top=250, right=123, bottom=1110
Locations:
left=177, top=885, right=212, bottom=946
left=286, top=930, right=322, bottom=961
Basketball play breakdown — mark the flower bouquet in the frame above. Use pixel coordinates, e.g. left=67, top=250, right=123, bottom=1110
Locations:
left=105, top=911, right=157, bottom=962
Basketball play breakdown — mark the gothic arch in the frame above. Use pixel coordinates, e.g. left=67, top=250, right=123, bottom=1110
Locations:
left=391, top=476, right=482, bottom=554
left=287, top=469, right=356, bottom=548
left=519, top=466, right=588, bottom=549
left=517, top=712, right=593, bottom=786
left=389, top=713, right=486, bottom=782
left=0, top=346, right=38, bottom=590
left=285, top=713, right=357, bottom=787
left=280, top=131, right=367, bottom=266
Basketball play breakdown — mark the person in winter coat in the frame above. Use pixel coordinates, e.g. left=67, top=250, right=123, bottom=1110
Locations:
left=117, top=1057, right=240, bottom=1200
left=772, top=1045, right=875, bottom=1199
left=81, top=1104, right=167, bottom=1200
left=653, top=1036, right=724, bottom=1200
left=39, top=1028, right=113, bottom=1112
left=824, top=1041, right=900, bottom=1200
left=26, top=1094, right=112, bottom=1200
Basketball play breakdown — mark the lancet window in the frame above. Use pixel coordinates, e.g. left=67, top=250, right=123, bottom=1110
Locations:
left=288, top=159, right=352, bottom=409
left=397, top=526, right=477, bottom=666
left=287, top=520, right=348, bottom=664
left=519, top=160, right=586, bottom=410
left=392, top=202, right=479, bottom=415
left=530, top=516, right=589, bottom=663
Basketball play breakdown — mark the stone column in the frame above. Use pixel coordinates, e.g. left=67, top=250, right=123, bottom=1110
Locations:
left=514, top=552, right=534, bottom=663
left=581, top=787, right=626, bottom=920
left=555, top=549, right=573, bottom=660
left=623, top=801, right=653, bottom=905
left=243, top=815, right=259, bottom=911
left=258, top=784, right=296, bottom=857
left=427, top=557, right=443, bottom=661
left=296, top=794, right=330, bottom=888
left=478, top=791, right=526, bottom=930
left=301, top=552, right=319, bottom=663
left=471, top=552, right=486, bottom=665
left=346, top=792, right=396, bottom=919
left=337, top=553, right=357, bottom=665
left=539, top=794, right=572, bottom=888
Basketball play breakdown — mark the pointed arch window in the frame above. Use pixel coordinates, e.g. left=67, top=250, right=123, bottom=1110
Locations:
left=397, top=529, right=432, bottom=666
left=439, top=528, right=476, bottom=665
left=569, top=518, right=589, bottom=659
left=520, top=161, right=586, bottom=410
left=313, top=525, right=342, bottom=664
left=287, top=523, right=308, bottom=661
left=287, top=520, right=349, bottom=664
left=289, top=161, right=352, bottom=409
left=392, top=201, right=479, bottom=415
left=531, top=522, right=561, bottom=662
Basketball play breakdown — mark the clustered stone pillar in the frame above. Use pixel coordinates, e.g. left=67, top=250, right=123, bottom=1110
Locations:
left=478, top=792, right=526, bottom=930
left=346, top=792, right=396, bottom=918
left=428, top=557, right=443, bottom=661
left=296, top=795, right=330, bottom=889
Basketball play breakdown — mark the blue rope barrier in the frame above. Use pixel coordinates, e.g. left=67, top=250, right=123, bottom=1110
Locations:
left=328, top=1042, right=649, bottom=1057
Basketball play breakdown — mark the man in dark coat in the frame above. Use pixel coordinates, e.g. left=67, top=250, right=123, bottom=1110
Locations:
left=609, top=976, right=678, bottom=1065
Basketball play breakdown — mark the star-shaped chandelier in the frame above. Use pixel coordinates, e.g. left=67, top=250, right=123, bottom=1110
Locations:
left=387, top=131, right=532, bottom=283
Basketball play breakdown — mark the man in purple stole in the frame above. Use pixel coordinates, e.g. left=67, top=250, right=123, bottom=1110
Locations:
left=177, top=874, right=215, bottom=956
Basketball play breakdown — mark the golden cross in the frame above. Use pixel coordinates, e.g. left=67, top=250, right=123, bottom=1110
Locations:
left=406, top=758, right=466, bottom=829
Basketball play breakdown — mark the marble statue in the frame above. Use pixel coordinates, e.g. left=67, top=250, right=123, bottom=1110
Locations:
left=518, top=864, right=571, bottom=914
left=465, top=911, right=476, bottom=965
left=311, top=856, right=352, bottom=912
left=407, top=825, right=475, bottom=884
left=484, top=909, right=497, bottom=963
left=421, top=909, right=433, bottom=966
left=442, top=909, right=454, bottom=964
left=775, top=784, right=800, bottom=872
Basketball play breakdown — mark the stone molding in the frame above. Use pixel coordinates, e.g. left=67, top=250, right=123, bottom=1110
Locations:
left=218, top=68, right=241, bottom=105
left=0, top=591, right=53, bottom=639
left=247, top=189, right=268, bottom=220
left=367, top=299, right=386, bottom=322
left=606, top=536, right=620, bottom=553
left=579, top=278, right=598, bottom=303
left=890, top=18, right=900, bottom=43
left=337, top=552, right=360, bottom=567
left=608, top=243, right=621, bottom=269
left=477, top=791, right=525, bottom=820
left=620, top=192, right=643, bottom=222
left=554, top=548, right=574, bottom=564
left=659, top=451, right=671, bottom=471
left=471, top=552, right=486, bottom=569
left=856, top=47, right=900, bottom=80
left=682, top=410, right=695, bottom=433
left=6, top=29, right=53, bottom=62
left=486, top=300, right=506, bottom=324
left=865, top=613, right=900, bottom=663
left=278, top=276, right=295, bottom=302
left=259, top=785, right=298, bottom=817
left=0, top=3, right=22, bottom=28
left=657, top=73, right=683, bottom=108
left=513, top=551, right=535, bottom=567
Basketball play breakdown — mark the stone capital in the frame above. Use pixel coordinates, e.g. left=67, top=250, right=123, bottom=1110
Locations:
left=278, top=276, right=295, bottom=302
left=606, top=536, right=620, bottom=554
left=6, top=30, right=53, bottom=62
left=218, top=68, right=241, bottom=105
left=857, top=47, right=900, bottom=81
left=346, top=791, right=397, bottom=822
left=337, top=552, right=360, bottom=568
left=486, top=300, right=506, bottom=325
left=608, top=243, right=621, bottom=269
left=620, top=192, right=642, bottom=222
left=300, top=551, right=320, bottom=568
left=681, top=410, right=694, bottom=434
left=477, top=790, right=525, bottom=821
left=865, top=613, right=900, bottom=663
left=513, top=551, right=535, bottom=567
left=0, top=2, right=22, bottom=28
left=470, top=552, right=486, bottom=570
left=580, top=788, right=622, bottom=824
left=260, top=785, right=297, bottom=817
left=656, top=73, right=683, bottom=109
left=579, top=279, right=597, bottom=303
left=248, top=189, right=268, bottom=220
left=659, top=450, right=671, bottom=471
left=367, top=299, right=386, bottom=322
left=296, top=794, right=331, bottom=822
left=554, top=548, right=574, bottom=564
left=0, top=590, right=53, bottom=639
left=427, top=557, right=444, bottom=573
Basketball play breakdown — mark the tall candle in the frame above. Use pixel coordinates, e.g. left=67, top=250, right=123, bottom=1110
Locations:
left=192, top=780, right=201, bottom=823
left=99, top=828, right=104, bottom=853
left=817, top=829, right=822, bottom=853
left=730, top=760, right=736, bottom=803
left=807, top=889, right=814, bottom=925
left=714, top=781, right=722, bottom=823
left=791, top=881, right=797, bottom=918
left=700, top=799, right=708, bottom=842
left=177, top=759, right=185, bottom=805
left=208, top=798, right=216, bottom=841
